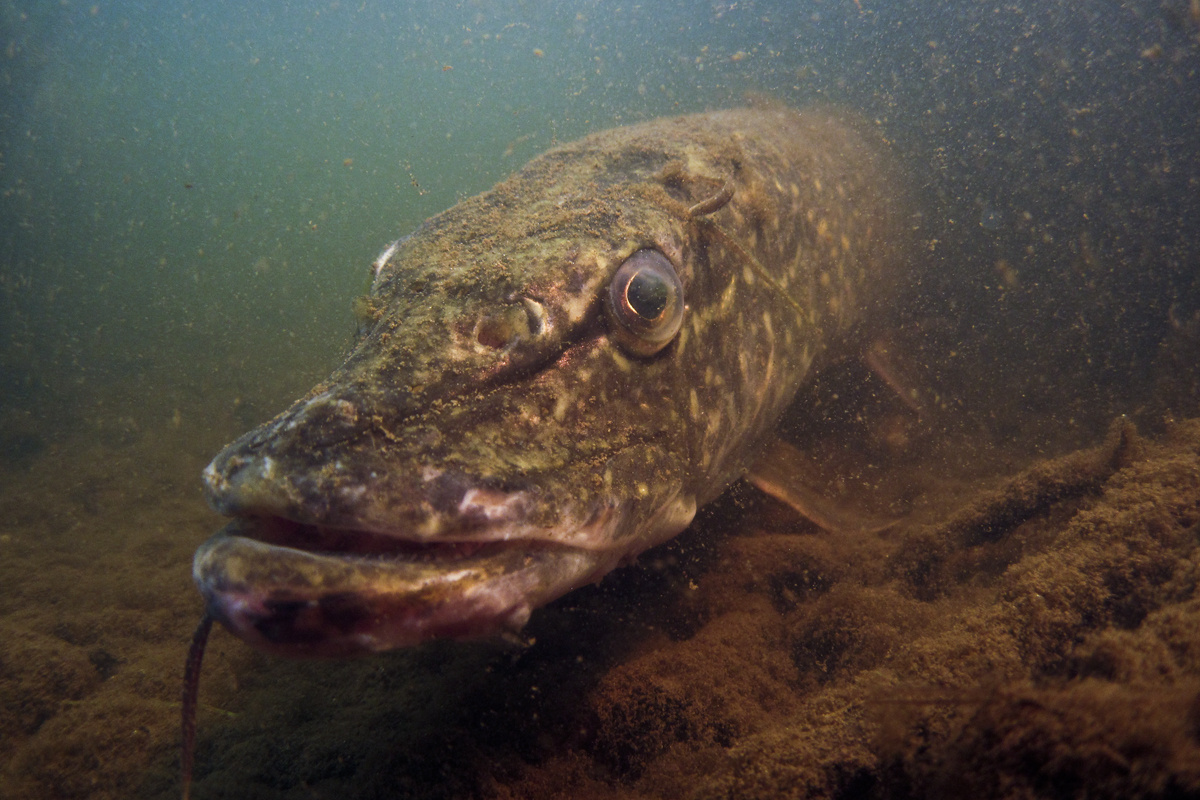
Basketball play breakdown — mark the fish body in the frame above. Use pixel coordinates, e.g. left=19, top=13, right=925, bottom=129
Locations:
left=194, top=106, right=910, bottom=657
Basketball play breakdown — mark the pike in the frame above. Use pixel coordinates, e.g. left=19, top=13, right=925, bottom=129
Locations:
left=181, top=104, right=911, bottom=795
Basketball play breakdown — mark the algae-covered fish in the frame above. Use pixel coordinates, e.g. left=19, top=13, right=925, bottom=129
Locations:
left=193, top=105, right=910, bottom=660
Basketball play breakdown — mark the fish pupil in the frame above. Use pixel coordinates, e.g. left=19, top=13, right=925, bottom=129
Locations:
left=604, top=249, right=683, bottom=355
left=626, top=270, right=669, bottom=320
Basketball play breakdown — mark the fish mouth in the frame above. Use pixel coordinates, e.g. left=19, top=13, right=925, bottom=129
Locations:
left=215, top=515, right=515, bottom=560
left=194, top=515, right=611, bottom=658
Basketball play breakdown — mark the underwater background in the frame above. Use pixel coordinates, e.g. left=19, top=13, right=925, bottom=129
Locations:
left=2, top=0, right=1200, bottom=798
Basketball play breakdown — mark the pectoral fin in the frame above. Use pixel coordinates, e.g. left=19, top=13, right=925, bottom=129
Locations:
left=747, top=438, right=899, bottom=536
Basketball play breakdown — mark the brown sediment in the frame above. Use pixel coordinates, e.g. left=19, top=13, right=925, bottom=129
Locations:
left=889, top=417, right=1139, bottom=600
left=3, top=407, right=1200, bottom=798
left=475, top=417, right=1200, bottom=800
left=222, top=417, right=1200, bottom=797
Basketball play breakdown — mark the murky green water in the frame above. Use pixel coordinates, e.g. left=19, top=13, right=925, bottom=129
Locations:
left=2, top=1, right=1199, bottom=798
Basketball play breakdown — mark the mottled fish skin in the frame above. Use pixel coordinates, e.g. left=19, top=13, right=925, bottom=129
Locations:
left=194, top=106, right=911, bottom=657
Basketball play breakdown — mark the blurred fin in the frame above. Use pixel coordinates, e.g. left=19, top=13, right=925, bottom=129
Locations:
left=865, top=335, right=928, bottom=415
left=747, top=439, right=898, bottom=535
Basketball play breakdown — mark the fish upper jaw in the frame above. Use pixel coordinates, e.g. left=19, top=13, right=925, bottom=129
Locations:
left=204, top=446, right=575, bottom=548
left=200, top=411, right=543, bottom=544
left=202, top=424, right=697, bottom=551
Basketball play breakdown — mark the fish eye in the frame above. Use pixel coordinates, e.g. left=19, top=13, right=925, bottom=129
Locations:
left=605, top=249, right=684, bottom=356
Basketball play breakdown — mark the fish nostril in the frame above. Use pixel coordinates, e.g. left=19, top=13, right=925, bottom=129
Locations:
left=332, top=399, right=358, bottom=425
left=475, top=313, right=514, bottom=349
left=521, top=297, right=547, bottom=336
left=474, top=299, right=545, bottom=350
left=202, top=461, right=228, bottom=498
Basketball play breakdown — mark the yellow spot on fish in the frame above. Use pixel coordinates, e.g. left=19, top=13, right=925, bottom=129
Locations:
left=813, top=177, right=823, bottom=192
left=819, top=271, right=831, bottom=288
left=689, top=389, right=700, bottom=421
left=720, top=278, right=737, bottom=311
left=706, top=409, right=723, bottom=440
left=553, top=392, right=571, bottom=421
left=636, top=482, right=649, bottom=498
left=817, top=218, right=829, bottom=238
left=610, top=350, right=632, bottom=372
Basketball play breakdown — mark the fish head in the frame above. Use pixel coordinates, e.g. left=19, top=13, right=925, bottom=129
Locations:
left=195, top=127, right=744, bottom=657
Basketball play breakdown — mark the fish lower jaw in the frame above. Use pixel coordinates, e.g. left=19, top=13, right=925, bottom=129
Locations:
left=193, top=522, right=614, bottom=658
left=204, top=583, right=536, bottom=658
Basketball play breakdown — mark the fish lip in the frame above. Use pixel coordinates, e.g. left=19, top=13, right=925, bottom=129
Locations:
left=193, top=518, right=610, bottom=657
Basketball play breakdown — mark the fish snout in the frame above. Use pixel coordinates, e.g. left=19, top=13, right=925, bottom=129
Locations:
left=202, top=451, right=293, bottom=517
left=201, top=388, right=384, bottom=523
